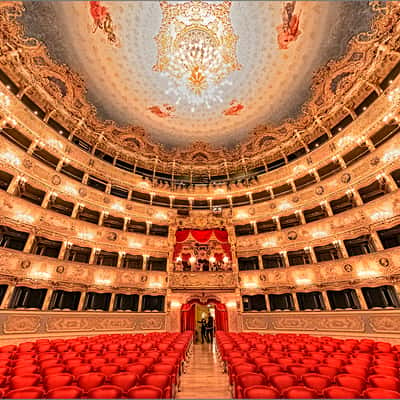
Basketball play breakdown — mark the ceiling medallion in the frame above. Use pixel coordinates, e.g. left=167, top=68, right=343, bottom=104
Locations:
left=153, top=0, right=241, bottom=112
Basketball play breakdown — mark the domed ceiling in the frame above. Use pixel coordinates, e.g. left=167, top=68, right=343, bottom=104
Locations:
left=19, top=1, right=375, bottom=150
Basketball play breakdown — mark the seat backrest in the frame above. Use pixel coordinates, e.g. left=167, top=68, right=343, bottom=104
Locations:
left=47, top=386, right=83, bottom=399
left=335, top=374, right=366, bottom=393
left=283, top=386, right=318, bottom=399
left=6, top=386, right=45, bottom=399
left=302, top=373, right=331, bottom=392
left=368, top=375, right=400, bottom=392
left=315, top=365, right=339, bottom=379
left=10, top=374, right=41, bottom=390
left=77, top=372, right=106, bottom=391
left=87, top=384, right=123, bottom=399
left=44, top=373, right=74, bottom=390
left=363, top=388, right=400, bottom=399
left=109, top=372, right=137, bottom=392
left=323, top=385, right=360, bottom=399
left=269, top=372, right=298, bottom=391
left=237, top=372, right=266, bottom=388
left=125, top=363, right=147, bottom=377
left=243, top=385, right=280, bottom=399
left=98, top=364, right=120, bottom=376
left=141, top=372, right=170, bottom=388
left=127, top=385, right=163, bottom=399
left=70, top=364, right=92, bottom=377
left=370, top=366, right=398, bottom=377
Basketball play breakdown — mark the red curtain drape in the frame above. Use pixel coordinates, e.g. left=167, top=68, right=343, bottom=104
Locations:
left=180, top=300, right=228, bottom=332
left=180, top=303, right=196, bottom=332
left=175, top=229, right=229, bottom=244
left=215, top=303, right=228, bottom=332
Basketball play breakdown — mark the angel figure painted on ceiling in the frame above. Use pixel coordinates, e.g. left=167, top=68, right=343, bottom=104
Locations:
left=89, top=1, right=119, bottom=46
left=148, top=104, right=176, bottom=119
left=223, top=100, right=244, bottom=116
left=277, top=1, right=302, bottom=50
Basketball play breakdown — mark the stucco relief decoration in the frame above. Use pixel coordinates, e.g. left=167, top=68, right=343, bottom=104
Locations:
left=318, top=316, right=364, bottom=332
left=369, top=315, right=400, bottom=333
left=287, top=231, right=297, bottom=241
left=153, top=0, right=240, bottom=111
left=148, top=104, right=176, bottom=118
left=379, top=257, right=390, bottom=267
left=140, top=317, right=165, bottom=330
left=277, top=1, right=302, bottom=50
left=4, top=315, right=41, bottom=334
left=89, top=1, right=119, bottom=46
left=244, top=316, right=269, bottom=330
left=343, top=264, right=353, bottom=273
left=47, top=316, right=93, bottom=332
left=223, top=99, right=244, bottom=116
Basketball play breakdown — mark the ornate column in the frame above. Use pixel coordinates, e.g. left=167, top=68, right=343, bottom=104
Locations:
left=0, top=284, right=15, bottom=309
left=370, top=231, right=385, bottom=251
left=23, top=233, right=35, bottom=253
left=264, top=293, right=270, bottom=312
left=138, top=294, right=143, bottom=312
left=273, top=216, right=281, bottom=231
left=98, top=211, right=106, bottom=226
left=109, top=293, right=116, bottom=312
left=292, top=293, right=300, bottom=311
left=355, top=287, right=368, bottom=310
left=322, top=200, right=334, bottom=217
left=258, top=254, right=264, bottom=270
left=58, top=241, right=69, bottom=260
left=307, top=247, right=318, bottom=264
left=280, top=251, right=289, bottom=267
left=117, top=252, right=125, bottom=268
left=77, top=292, right=87, bottom=311
left=321, top=291, right=332, bottom=311
left=334, top=239, right=349, bottom=258
left=6, top=175, right=20, bottom=195
left=42, top=288, right=54, bottom=311
left=296, top=210, right=306, bottom=225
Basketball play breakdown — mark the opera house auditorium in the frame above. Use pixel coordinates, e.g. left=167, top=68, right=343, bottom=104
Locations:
left=0, top=1, right=399, bottom=398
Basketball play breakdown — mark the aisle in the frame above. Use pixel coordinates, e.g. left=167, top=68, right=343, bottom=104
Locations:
left=177, top=342, right=232, bottom=399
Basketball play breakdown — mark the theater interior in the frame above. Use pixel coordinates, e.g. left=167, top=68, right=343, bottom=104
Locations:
left=0, top=1, right=399, bottom=398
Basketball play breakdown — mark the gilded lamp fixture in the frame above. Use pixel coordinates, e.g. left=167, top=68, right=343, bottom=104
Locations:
left=153, top=0, right=241, bottom=111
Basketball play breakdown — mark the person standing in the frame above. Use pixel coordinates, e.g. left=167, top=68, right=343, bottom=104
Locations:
left=206, top=313, right=214, bottom=344
left=197, top=317, right=208, bottom=344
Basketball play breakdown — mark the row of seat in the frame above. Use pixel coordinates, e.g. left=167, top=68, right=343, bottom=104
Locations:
left=0, top=331, right=193, bottom=398
left=216, top=331, right=400, bottom=399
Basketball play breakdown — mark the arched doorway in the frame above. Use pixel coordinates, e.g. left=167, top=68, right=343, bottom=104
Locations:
left=180, top=298, right=228, bottom=332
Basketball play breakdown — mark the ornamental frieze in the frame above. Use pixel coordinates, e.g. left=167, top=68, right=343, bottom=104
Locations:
left=169, top=272, right=237, bottom=289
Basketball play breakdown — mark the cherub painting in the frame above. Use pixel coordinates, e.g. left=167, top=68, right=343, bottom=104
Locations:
left=223, top=99, right=244, bottom=116
left=89, top=1, right=119, bottom=46
left=277, top=1, right=302, bottom=50
left=148, top=104, right=176, bottom=118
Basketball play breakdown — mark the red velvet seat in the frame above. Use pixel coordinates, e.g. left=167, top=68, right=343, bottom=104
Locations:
left=5, top=386, right=45, bottom=399
left=260, top=363, right=283, bottom=379
left=110, top=372, right=138, bottom=392
left=77, top=372, right=106, bottom=392
left=87, top=384, right=123, bottom=399
left=43, top=373, right=74, bottom=390
left=9, top=374, right=41, bottom=390
left=42, top=365, right=65, bottom=376
left=12, top=366, right=39, bottom=376
left=282, top=386, right=319, bottom=399
left=141, top=372, right=172, bottom=399
left=335, top=374, right=366, bottom=393
left=98, top=363, right=121, bottom=376
left=243, top=385, right=280, bottom=399
left=370, top=365, right=399, bottom=377
left=368, top=375, right=400, bottom=392
left=323, top=385, right=360, bottom=399
left=302, top=373, right=331, bottom=394
left=46, top=386, right=83, bottom=399
left=235, top=372, right=266, bottom=398
left=342, top=365, right=368, bottom=379
left=269, top=372, right=297, bottom=392
left=127, top=385, right=163, bottom=399
left=70, top=364, right=92, bottom=377
left=137, top=357, right=156, bottom=369
left=363, top=388, right=400, bottom=399
left=287, top=363, right=311, bottom=378
left=314, top=365, right=339, bottom=379
left=126, top=363, right=147, bottom=378
left=152, top=363, right=178, bottom=385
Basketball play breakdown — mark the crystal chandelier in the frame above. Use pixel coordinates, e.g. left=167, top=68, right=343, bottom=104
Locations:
left=154, top=1, right=240, bottom=111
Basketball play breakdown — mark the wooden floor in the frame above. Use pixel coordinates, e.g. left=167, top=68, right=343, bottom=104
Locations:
left=177, top=341, right=232, bottom=399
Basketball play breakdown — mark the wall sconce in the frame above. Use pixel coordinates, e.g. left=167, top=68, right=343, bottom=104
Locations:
left=30, top=271, right=51, bottom=280
left=46, top=138, right=63, bottom=151
left=154, top=212, right=167, bottom=220
left=149, top=281, right=162, bottom=288
left=226, top=301, right=237, bottom=308
left=370, top=210, right=392, bottom=222
left=170, top=301, right=181, bottom=308
left=243, top=281, right=258, bottom=289
left=95, top=278, right=112, bottom=286
left=295, top=278, right=312, bottom=286
left=263, top=240, right=276, bottom=248
left=93, top=248, right=101, bottom=254
left=78, top=232, right=95, bottom=241
left=382, top=149, right=400, bottom=163
left=312, top=231, right=327, bottom=239
left=236, top=211, right=248, bottom=219
left=176, top=256, right=182, bottom=263
left=111, top=203, right=124, bottom=212
left=223, top=256, right=229, bottom=264
left=189, top=256, right=196, bottom=265
left=0, top=151, right=20, bottom=167
left=15, top=214, right=34, bottom=224
left=129, top=241, right=143, bottom=249
left=279, top=202, right=291, bottom=211
left=209, top=256, right=216, bottom=264
left=64, top=185, right=78, bottom=196
left=357, top=270, right=379, bottom=279
left=119, top=251, right=126, bottom=256
left=0, top=92, right=11, bottom=108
